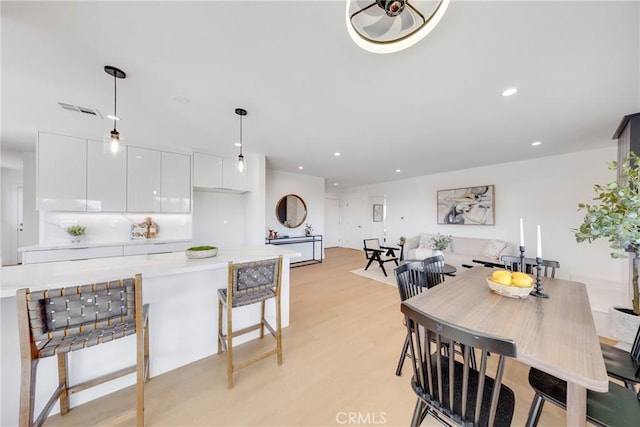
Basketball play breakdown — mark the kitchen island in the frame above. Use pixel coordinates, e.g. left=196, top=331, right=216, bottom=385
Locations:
left=0, top=245, right=300, bottom=427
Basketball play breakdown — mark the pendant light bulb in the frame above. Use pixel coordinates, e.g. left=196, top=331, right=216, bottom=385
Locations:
left=237, top=153, right=245, bottom=173
left=109, top=129, right=121, bottom=155
left=104, top=65, right=126, bottom=156
left=235, top=108, right=247, bottom=173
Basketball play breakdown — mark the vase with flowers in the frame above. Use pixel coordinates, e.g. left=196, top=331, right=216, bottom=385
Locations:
left=429, top=233, right=452, bottom=256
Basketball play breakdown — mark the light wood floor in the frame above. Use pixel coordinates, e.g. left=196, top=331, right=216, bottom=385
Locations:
left=46, top=248, right=575, bottom=426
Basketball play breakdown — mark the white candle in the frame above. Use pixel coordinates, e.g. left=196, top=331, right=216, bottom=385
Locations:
left=519, top=218, right=525, bottom=247
left=536, top=224, right=542, bottom=258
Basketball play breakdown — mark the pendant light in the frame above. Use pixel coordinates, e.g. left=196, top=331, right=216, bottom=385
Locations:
left=104, top=65, right=126, bottom=155
left=235, top=108, right=247, bottom=172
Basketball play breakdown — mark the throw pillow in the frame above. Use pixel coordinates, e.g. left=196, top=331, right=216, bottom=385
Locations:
left=418, top=233, right=430, bottom=249
left=482, top=240, right=508, bottom=259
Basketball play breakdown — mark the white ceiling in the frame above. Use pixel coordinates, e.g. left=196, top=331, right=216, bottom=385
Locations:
left=2, top=1, right=639, bottom=187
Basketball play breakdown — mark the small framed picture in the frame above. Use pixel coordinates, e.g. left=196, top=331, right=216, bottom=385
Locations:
left=373, top=204, right=383, bottom=222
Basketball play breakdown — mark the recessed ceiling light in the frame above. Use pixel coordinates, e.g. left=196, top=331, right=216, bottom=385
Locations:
left=334, top=152, right=341, bottom=157
left=234, top=142, right=242, bottom=147
left=173, top=96, right=190, bottom=104
left=502, top=88, right=518, bottom=97
left=531, top=141, right=542, bottom=146
left=298, top=166, right=304, bottom=170
left=395, top=169, right=401, bottom=173
left=333, top=183, right=338, bottom=186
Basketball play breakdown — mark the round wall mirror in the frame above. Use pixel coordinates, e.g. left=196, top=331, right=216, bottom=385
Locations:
left=275, top=194, right=307, bottom=228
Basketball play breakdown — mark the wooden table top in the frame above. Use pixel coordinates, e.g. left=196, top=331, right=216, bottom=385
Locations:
left=401, top=266, right=608, bottom=392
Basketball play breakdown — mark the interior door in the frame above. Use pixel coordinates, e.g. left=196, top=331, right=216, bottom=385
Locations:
left=342, top=197, right=363, bottom=250
left=324, top=198, right=340, bottom=247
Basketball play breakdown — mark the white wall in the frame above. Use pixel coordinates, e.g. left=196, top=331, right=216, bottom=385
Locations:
left=22, top=152, right=39, bottom=249
left=338, top=147, right=630, bottom=333
left=1, top=167, right=23, bottom=265
left=266, top=169, right=325, bottom=260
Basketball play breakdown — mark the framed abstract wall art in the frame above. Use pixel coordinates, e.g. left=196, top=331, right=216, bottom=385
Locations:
left=373, top=204, right=383, bottom=222
left=437, top=185, right=495, bottom=225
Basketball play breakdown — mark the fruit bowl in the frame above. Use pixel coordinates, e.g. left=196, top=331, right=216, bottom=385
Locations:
left=186, top=246, right=218, bottom=259
left=486, top=276, right=533, bottom=298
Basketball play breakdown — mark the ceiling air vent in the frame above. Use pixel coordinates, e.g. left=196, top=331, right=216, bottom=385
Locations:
left=58, top=102, right=103, bottom=118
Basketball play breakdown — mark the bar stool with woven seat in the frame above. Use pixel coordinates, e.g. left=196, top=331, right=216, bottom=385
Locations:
left=16, top=275, right=150, bottom=427
left=217, top=256, right=283, bottom=389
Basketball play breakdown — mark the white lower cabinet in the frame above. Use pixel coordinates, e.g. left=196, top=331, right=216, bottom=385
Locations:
left=21, top=241, right=192, bottom=264
left=122, top=241, right=191, bottom=256
left=22, top=245, right=123, bottom=264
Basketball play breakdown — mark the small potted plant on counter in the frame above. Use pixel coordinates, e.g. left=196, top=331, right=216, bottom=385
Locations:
left=185, top=245, right=218, bottom=259
left=66, top=225, right=86, bottom=243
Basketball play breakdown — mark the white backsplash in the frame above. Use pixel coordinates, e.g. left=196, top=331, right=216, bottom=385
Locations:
left=39, top=212, right=192, bottom=245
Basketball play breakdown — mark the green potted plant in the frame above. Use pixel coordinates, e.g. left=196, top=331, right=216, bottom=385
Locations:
left=429, top=233, right=452, bottom=255
left=66, top=225, right=86, bottom=243
left=574, top=153, right=640, bottom=342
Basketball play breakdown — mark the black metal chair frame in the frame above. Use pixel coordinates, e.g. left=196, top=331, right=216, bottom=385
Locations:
left=402, top=305, right=517, bottom=427
left=394, top=258, right=477, bottom=377
left=363, top=238, right=399, bottom=277
left=500, top=255, right=560, bottom=278
left=599, top=323, right=640, bottom=397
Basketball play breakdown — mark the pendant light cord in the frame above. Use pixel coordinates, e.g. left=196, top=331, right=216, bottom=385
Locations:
left=113, top=74, right=117, bottom=131
left=239, top=114, right=243, bottom=156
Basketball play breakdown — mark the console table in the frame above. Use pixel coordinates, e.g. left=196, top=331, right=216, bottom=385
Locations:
left=265, top=234, right=323, bottom=267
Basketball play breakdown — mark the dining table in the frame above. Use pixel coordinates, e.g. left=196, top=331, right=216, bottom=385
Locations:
left=401, top=266, right=608, bottom=427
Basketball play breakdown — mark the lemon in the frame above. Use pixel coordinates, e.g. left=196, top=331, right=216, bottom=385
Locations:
left=511, top=276, right=534, bottom=288
left=512, top=272, right=532, bottom=281
left=492, top=270, right=511, bottom=281
left=494, top=274, right=512, bottom=285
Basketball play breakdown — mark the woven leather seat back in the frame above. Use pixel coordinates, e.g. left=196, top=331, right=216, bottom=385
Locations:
left=26, top=279, right=136, bottom=342
left=233, top=259, right=279, bottom=295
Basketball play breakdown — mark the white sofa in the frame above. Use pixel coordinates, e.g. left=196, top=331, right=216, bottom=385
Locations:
left=402, top=233, right=516, bottom=271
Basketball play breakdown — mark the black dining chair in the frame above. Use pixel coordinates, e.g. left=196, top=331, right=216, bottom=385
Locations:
left=394, top=261, right=427, bottom=376
left=402, top=304, right=517, bottom=427
left=500, top=255, right=560, bottom=278
left=394, top=258, right=475, bottom=377
left=599, top=323, right=640, bottom=397
left=525, top=367, right=640, bottom=427
left=421, top=255, right=447, bottom=288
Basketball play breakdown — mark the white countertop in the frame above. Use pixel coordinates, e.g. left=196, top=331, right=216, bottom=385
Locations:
left=18, top=238, right=192, bottom=252
left=1, top=245, right=300, bottom=298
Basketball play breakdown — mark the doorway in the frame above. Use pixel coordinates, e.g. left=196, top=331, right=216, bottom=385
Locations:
left=324, top=198, right=340, bottom=247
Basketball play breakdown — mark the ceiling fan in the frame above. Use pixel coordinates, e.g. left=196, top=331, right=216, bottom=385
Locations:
left=346, top=0, right=450, bottom=53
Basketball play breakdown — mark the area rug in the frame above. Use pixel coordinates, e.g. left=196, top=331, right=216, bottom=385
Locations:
left=351, top=267, right=397, bottom=288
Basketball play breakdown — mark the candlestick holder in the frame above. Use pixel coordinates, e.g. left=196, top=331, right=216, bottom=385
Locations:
left=519, top=245, right=525, bottom=272
left=530, top=256, right=549, bottom=298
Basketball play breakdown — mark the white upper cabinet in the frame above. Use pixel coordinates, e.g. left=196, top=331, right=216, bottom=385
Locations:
left=193, top=152, right=248, bottom=192
left=161, top=151, right=191, bottom=213
left=37, top=132, right=87, bottom=211
left=127, top=146, right=161, bottom=212
left=193, top=152, right=223, bottom=188
left=86, top=139, right=126, bottom=211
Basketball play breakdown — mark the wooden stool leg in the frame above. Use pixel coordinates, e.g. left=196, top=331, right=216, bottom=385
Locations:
left=144, top=317, right=150, bottom=382
left=19, top=359, right=38, bottom=427
left=217, top=299, right=223, bottom=354
left=137, top=330, right=145, bottom=427
left=260, top=301, right=266, bottom=339
left=57, top=353, right=69, bottom=415
left=276, top=296, right=283, bottom=365
left=226, top=303, right=234, bottom=389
